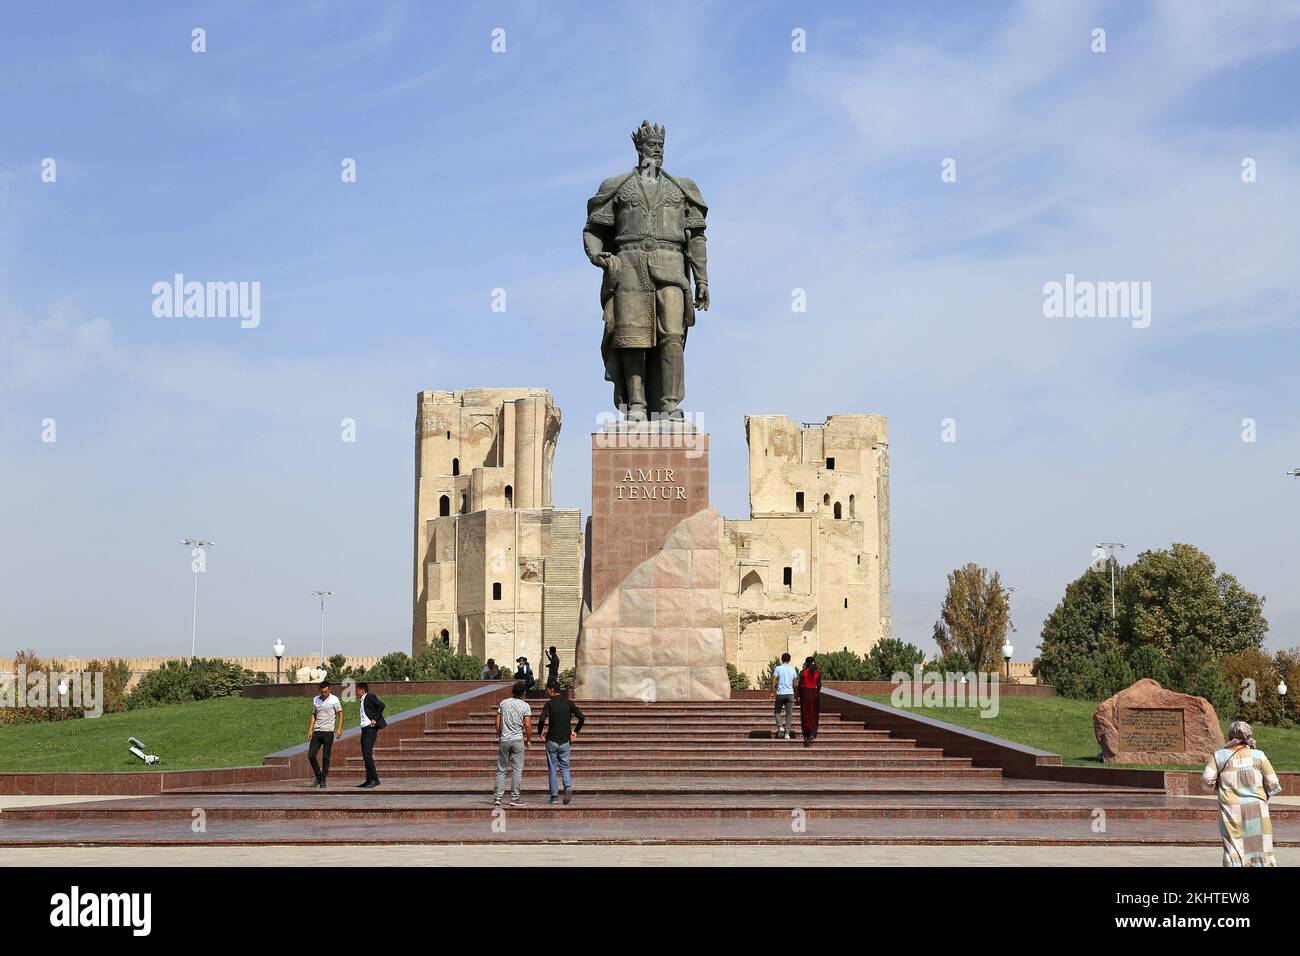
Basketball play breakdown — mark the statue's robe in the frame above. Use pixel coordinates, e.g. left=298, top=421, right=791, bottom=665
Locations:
left=584, top=168, right=708, bottom=409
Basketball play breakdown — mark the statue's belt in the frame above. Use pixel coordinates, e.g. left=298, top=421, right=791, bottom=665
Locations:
left=617, top=239, right=684, bottom=252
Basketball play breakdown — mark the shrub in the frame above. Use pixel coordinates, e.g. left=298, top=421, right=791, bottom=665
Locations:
left=325, top=654, right=351, bottom=682
left=867, top=639, right=926, bottom=681
left=727, top=663, right=751, bottom=690
left=814, top=649, right=869, bottom=681
left=0, top=649, right=61, bottom=724
left=557, top=668, right=575, bottom=691
left=126, top=658, right=266, bottom=710
left=927, top=649, right=974, bottom=675
left=354, top=644, right=485, bottom=682
left=83, top=659, right=132, bottom=715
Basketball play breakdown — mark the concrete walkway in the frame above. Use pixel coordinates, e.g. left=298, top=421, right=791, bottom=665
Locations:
left=0, top=795, right=142, bottom=810
left=2, top=843, right=1286, bottom=866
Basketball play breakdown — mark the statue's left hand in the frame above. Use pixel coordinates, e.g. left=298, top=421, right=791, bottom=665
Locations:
left=694, top=281, right=710, bottom=311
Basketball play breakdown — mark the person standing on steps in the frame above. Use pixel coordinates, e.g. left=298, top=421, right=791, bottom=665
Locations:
left=545, top=646, right=561, bottom=691
left=537, top=684, right=585, bottom=804
left=770, top=653, right=798, bottom=740
left=306, top=679, right=343, bottom=788
left=356, top=681, right=387, bottom=789
left=494, top=682, right=532, bottom=807
left=797, top=656, right=822, bottom=748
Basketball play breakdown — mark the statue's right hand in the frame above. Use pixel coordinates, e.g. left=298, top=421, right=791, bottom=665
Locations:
left=599, top=254, right=621, bottom=278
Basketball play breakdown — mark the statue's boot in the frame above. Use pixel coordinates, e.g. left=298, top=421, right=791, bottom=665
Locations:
left=623, top=350, right=649, bottom=423
left=657, top=334, right=685, bottom=420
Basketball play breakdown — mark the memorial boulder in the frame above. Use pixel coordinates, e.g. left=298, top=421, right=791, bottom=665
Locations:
left=1093, top=678, right=1224, bottom=764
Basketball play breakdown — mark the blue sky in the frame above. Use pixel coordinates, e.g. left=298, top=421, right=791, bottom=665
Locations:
left=2, top=1, right=1298, bottom=662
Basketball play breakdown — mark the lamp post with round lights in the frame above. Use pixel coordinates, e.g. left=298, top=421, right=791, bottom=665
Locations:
left=273, top=639, right=285, bottom=685
left=1002, top=640, right=1014, bottom=682
left=57, top=679, right=68, bottom=721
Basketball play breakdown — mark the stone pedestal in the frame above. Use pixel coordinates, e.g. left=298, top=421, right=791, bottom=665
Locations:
left=587, top=423, right=710, bottom=608
left=575, top=425, right=729, bottom=700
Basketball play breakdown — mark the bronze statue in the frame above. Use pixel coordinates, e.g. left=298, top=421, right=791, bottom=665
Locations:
left=584, top=121, right=709, bottom=422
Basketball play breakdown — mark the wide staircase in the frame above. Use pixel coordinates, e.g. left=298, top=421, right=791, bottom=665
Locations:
left=351, top=698, right=997, bottom=779
left=4, top=698, right=1293, bottom=847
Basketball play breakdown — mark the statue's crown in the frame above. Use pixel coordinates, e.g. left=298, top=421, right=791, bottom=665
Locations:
left=631, top=120, right=666, bottom=150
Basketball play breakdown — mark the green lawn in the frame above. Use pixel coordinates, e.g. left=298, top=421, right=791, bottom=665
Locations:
left=862, top=694, right=1300, bottom=772
left=0, top=695, right=444, bottom=772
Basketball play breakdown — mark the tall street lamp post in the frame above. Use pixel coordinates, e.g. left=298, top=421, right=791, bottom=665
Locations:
left=181, top=538, right=215, bottom=658
left=312, top=590, right=333, bottom=662
left=1095, top=541, right=1126, bottom=619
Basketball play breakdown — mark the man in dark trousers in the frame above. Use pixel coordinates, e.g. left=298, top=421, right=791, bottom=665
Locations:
left=356, top=681, right=387, bottom=789
left=306, top=679, right=343, bottom=788
left=536, top=684, right=584, bottom=804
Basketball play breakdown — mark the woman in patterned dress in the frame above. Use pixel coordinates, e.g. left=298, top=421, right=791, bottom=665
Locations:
left=1201, top=720, right=1282, bottom=867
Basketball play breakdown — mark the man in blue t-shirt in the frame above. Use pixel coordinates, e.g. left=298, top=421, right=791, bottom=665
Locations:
left=770, top=653, right=799, bottom=740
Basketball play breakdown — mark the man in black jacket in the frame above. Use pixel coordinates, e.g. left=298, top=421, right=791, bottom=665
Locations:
left=356, top=681, right=387, bottom=789
left=536, top=685, right=584, bottom=804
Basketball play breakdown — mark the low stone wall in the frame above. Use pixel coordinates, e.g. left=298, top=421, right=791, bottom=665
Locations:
left=0, top=656, right=384, bottom=691
left=816, top=689, right=1300, bottom=792
left=263, top=682, right=513, bottom=779
left=819, top=688, right=1069, bottom=779
left=1164, top=769, right=1300, bottom=797
left=0, top=767, right=280, bottom=796
left=0, top=683, right=514, bottom=796
left=240, top=679, right=508, bottom=699
left=732, top=681, right=1055, bottom=699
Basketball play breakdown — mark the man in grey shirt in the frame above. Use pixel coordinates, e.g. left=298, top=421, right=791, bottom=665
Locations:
left=494, top=682, right=532, bottom=807
left=306, top=679, right=343, bottom=788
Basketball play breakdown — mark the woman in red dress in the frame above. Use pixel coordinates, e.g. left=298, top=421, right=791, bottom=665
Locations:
left=797, top=656, right=822, bottom=747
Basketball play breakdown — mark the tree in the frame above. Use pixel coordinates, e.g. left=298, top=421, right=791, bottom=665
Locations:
left=1038, top=544, right=1269, bottom=705
left=1035, top=559, right=1116, bottom=694
left=1275, top=648, right=1300, bottom=726
left=932, top=563, right=1012, bottom=673
left=1219, top=647, right=1284, bottom=726
left=1126, top=644, right=1170, bottom=686
left=866, top=639, right=926, bottom=680
left=1120, top=543, right=1266, bottom=660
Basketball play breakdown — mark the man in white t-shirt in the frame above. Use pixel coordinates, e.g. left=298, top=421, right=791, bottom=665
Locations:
left=770, top=654, right=799, bottom=740
left=306, top=680, right=343, bottom=788
left=493, top=682, right=533, bottom=807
